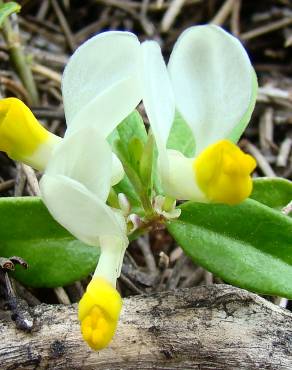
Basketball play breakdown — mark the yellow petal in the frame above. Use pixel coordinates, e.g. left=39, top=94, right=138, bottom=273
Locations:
left=194, top=140, right=256, bottom=205
left=78, top=277, right=122, bottom=350
left=0, top=98, right=60, bottom=170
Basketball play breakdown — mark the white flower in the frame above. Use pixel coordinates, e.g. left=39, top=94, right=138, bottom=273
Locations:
left=38, top=31, right=146, bottom=350
left=0, top=31, right=145, bottom=350
left=141, top=25, right=257, bottom=204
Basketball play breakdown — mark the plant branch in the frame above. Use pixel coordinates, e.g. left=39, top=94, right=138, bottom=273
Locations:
left=2, top=12, right=39, bottom=105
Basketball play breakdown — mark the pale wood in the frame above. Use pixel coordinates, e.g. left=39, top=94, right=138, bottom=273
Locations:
left=1, top=284, right=292, bottom=369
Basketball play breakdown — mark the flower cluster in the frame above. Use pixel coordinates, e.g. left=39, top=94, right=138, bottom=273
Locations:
left=0, top=25, right=257, bottom=350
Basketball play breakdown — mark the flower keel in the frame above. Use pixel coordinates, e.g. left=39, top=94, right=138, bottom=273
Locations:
left=194, top=140, right=256, bottom=205
left=78, top=277, right=122, bottom=350
left=0, top=98, right=60, bottom=170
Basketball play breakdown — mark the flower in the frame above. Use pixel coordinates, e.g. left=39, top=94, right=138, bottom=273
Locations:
left=0, top=25, right=258, bottom=351
left=0, top=31, right=144, bottom=350
left=141, top=25, right=257, bottom=205
left=0, top=97, right=60, bottom=170
left=40, top=126, right=128, bottom=350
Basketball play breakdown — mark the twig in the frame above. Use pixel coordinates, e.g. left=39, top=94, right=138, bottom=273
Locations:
left=166, top=253, right=189, bottom=290
left=258, top=86, right=292, bottom=103
left=230, top=0, right=241, bottom=36
left=0, top=75, right=30, bottom=103
left=161, top=0, right=187, bottom=32
left=97, top=0, right=155, bottom=36
left=14, top=163, right=26, bottom=196
left=242, top=140, right=277, bottom=177
left=282, top=201, right=292, bottom=216
left=0, top=179, right=14, bottom=192
left=210, top=0, right=235, bottom=26
left=140, top=0, right=150, bottom=18
left=274, top=296, right=288, bottom=308
left=32, top=107, right=65, bottom=120
left=36, top=0, right=50, bottom=21
left=13, top=279, right=41, bottom=307
left=180, top=266, right=204, bottom=288
left=51, top=0, right=76, bottom=51
left=21, top=164, right=41, bottom=196
left=277, top=137, right=292, bottom=167
left=54, top=287, right=71, bottom=305
left=259, top=108, right=274, bottom=154
left=241, top=17, right=292, bottom=41
left=96, top=0, right=198, bottom=11
left=65, top=282, right=84, bottom=303
left=74, top=9, right=110, bottom=44
left=1, top=12, right=39, bottom=105
left=31, top=63, right=62, bottom=85
left=204, top=270, right=213, bottom=285
left=119, top=273, right=144, bottom=295
left=136, top=236, right=158, bottom=276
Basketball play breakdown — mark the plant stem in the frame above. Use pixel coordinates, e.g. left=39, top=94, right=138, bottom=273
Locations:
left=2, top=14, right=39, bottom=105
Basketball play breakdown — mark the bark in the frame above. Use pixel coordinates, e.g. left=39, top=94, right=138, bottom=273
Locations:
left=0, top=284, right=292, bottom=369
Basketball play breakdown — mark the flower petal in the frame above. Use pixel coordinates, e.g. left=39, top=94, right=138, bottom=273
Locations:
left=168, top=25, right=254, bottom=154
left=45, top=126, right=114, bottom=202
left=112, top=153, right=124, bottom=186
left=141, top=41, right=175, bottom=154
left=40, top=174, right=127, bottom=247
left=62, top=31, right=142, bottom=137
left=228, top=68, right=258, bottom=143
left=162, top=149, right=207, bottom=201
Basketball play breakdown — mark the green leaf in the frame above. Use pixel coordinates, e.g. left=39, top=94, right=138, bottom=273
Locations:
left=114, top=175, right=143, bottom=215
left=108, top=110, right=147, bottom=152
left=228, top=68, right=258, bottom=143
left=167, top=199, right=292, bottom=298
left=0, top=2, right=20, bottom=27
left=0, top=197, right=99, bottom=288
left=108, top=110, right=147, bottom=214
left=250, top=177, right=292, bottom=211
left=167, top=111, right=196, bottom=157
left=128, top=137, right=144, bottom=171
left=139, top=132, right=155, bottom=198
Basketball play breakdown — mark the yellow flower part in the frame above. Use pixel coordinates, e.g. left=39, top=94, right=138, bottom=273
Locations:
left=0, top=98, right=60, bottom=170
left=78, top=277, right=122, bottom=350
left=194, top=140, right=256, bottom=205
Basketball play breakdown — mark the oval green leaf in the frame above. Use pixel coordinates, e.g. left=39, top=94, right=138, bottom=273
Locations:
left=167, top=199, right=292, bottom=298
left=250, top=177, right=292, bottom=211
left=0, top=197, right=99, bottom=288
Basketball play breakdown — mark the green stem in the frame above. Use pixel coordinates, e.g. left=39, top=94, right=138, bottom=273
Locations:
left=2, top=13, right=39, bottom=105
left=128, top=215, right=165, bottom=242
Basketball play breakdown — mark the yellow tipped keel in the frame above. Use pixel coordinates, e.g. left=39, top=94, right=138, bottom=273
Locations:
left=78, top=277, right=122, bottom=350
left=194, top=140, right=256, bottom=205
left=0, top=98, right=60, bottom=170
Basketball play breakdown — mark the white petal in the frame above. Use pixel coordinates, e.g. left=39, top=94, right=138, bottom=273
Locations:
left=141, top=41, right=175, bottom=154
left=111, top=153, right=124, bottom=186
left=161, top=149, right=207, bottom=201
left=62, top=31, right=142, bottom=136
left=40, top=174, right=127, bottom=247
left=94, top=235, right=128, bottom=284
left=168, top=25, right=253, bottom=154
left=45, top=126, right=113, bottom=202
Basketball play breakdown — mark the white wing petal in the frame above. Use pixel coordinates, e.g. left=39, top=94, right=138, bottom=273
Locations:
left=141, top=41, right=175, bottom=154
left=168, top=25, right=253, bottom=154
left=40, top=174, right=127, bottom=247
left=62, top=31, right=142, bottom=137
left=45, top=126, right=113, bottom=202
